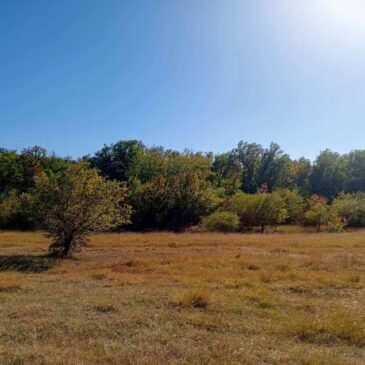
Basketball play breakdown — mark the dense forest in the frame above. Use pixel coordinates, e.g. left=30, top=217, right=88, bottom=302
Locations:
left=1, top=140, right=365, bottom=232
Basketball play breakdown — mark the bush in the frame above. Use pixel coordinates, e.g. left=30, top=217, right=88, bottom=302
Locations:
left=224, top=192, right=287, bottom=232
left=202, top=211, right=240, bottom=232
left=0, top=190, right=34, bottom=230
left=171, top=289, right=211, bottom=308
left=332, top=192, right=365, bottom=227
left=327, top=212, right=346, bottom=232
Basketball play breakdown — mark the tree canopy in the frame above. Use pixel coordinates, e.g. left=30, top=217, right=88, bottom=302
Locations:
left=2, top=140, right=365, bottom=233
left=32, top=163, right=131, bottom=256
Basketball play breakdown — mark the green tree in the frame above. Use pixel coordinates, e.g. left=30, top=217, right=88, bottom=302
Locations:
left=257, top=143, right=295, bottom=191
left=345, top=150, right=365, bottom=193
left=32, top=164, right=131, bottom=256
left=91, top=140, right=145, bottom=181
left=212, top=152, right=242, bottom=194
left=332, top=192, right=365, bottom=227
left=253, top=192, right=287, bottom=233
left=310, top=150, right=347, bottom=199
left=233, top=141, right=263, bottom=193
left=224, top=192, right=257, bottom=230
left=224, top=192, right=287, bottom=232
left=277, top=188, right=305, bottom=223
left=292, top=157, right=312, bottom=197
left=304, top=195, right=330, bottom=231
left=0, top=148, right=22, bottom=194
left=0, top=190, right=33, bottom=230
left=131, top=172, right=215, bottom=231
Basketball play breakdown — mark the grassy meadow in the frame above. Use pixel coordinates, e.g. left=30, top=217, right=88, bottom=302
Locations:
left=0, top=230, right=364, bottom=364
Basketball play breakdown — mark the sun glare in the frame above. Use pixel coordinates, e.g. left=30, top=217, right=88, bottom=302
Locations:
left=320, top=0, right=365, bottom=33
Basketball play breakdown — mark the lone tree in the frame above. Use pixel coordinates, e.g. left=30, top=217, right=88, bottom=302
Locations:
left=33, top=163, right=131, bottom=256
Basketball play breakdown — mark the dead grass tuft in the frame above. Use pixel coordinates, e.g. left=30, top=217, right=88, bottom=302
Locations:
left=287, top=312, right=365, bottom=347
left=171, top=289, right=211, bottom=309
left=93, top=304, right=117, bottom=313
left=111, top=259, right=153, bottom=273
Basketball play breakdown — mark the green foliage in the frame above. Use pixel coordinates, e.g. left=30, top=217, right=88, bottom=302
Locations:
left=233, top=142, right=263, bottom=193
left=224, top=192, right=257, bottom=229
left=0, top=190, right=34, bottom=230
left=32, top=163, right=131, bottom=256
left=332, top=192, right=365, bottom=227
left=310, top=150, right=347, bottom=199
left=202, top=211, right=240, bottom=232
left=131, top=171, right=215, bottom=231
left=91, top=140, right=145, bottom=181
left=225, top=192, right=287, bottom=232
left=304, top=195, right=330, bottom=231
left=91, top=141, right=213, bottom=183
left=257, top=143, right=295, bottom=191
left=277, top=188, right=305, bottom=223
left=292, top=157, right=312, bottom=197
left=0, top=190, right=20, bottom=228
left=327, top=213, right=346, bottom=232
left=3, top=141, right=365, bottom=232
left=346, top=150, right=365, bottom=192
left=253, top=192, right=288, bottom=232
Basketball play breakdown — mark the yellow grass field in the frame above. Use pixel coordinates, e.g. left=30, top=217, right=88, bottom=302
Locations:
left=0, top=230, right=364, bottom=364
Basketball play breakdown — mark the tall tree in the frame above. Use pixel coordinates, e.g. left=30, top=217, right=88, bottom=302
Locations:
left=345, top=150, right=365, bottom=193
left=310, top=150, right=347, bottom=199
left=257, top=143, right=295, bottom=191
left=91, top=140, right=145, bottom=181
left=232, top=141, right=263, bottom=193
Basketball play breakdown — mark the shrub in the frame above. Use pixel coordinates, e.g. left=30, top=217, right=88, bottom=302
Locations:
left=332, top=192, right=365, bottom=227
left=327, top=213, right=346, bottom=232
left=171, top=289, right=211, bottom=309
left=202, top=211, right=240, bottom=232
left=224, top=192, right=287, bottom=232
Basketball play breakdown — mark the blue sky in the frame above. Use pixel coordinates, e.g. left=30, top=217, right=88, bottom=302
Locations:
left=1, top=0, right=365, bottom=160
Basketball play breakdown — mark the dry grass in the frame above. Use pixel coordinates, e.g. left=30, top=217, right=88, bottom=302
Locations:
left=171, top=289, right=212, bottom=308
left=0, top=229, right=364, bottom=364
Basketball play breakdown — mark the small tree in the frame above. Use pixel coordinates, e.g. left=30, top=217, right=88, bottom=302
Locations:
left=254, top=192, right=287, bottom=233
left=32, top=163, right=131, bottom=256
left=223, top=192, right=257, bottom=230
left=304, top=195, right=330, bottom=231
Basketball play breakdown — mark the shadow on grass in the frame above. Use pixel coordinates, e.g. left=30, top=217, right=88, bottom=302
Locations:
left=0, top=254, right=59, bottom=272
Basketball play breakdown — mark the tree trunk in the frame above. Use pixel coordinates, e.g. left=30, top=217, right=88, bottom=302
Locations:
left=261, top=225, right=265, bottom=234
left=62, top=238, right=72, bottom=257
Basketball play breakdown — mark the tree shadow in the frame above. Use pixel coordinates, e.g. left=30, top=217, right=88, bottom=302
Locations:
left=0, top=254, right=59, bottom=272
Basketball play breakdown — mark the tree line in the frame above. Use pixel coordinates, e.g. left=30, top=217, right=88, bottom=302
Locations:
left=1, top=140, right=365, bottom=237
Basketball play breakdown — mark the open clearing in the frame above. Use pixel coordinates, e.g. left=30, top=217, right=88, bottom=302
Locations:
left=0, top=231, right=364, bottom=364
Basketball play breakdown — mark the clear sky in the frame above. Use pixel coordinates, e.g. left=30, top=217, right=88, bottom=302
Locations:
left=1, top=0, right=365, bottom=160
